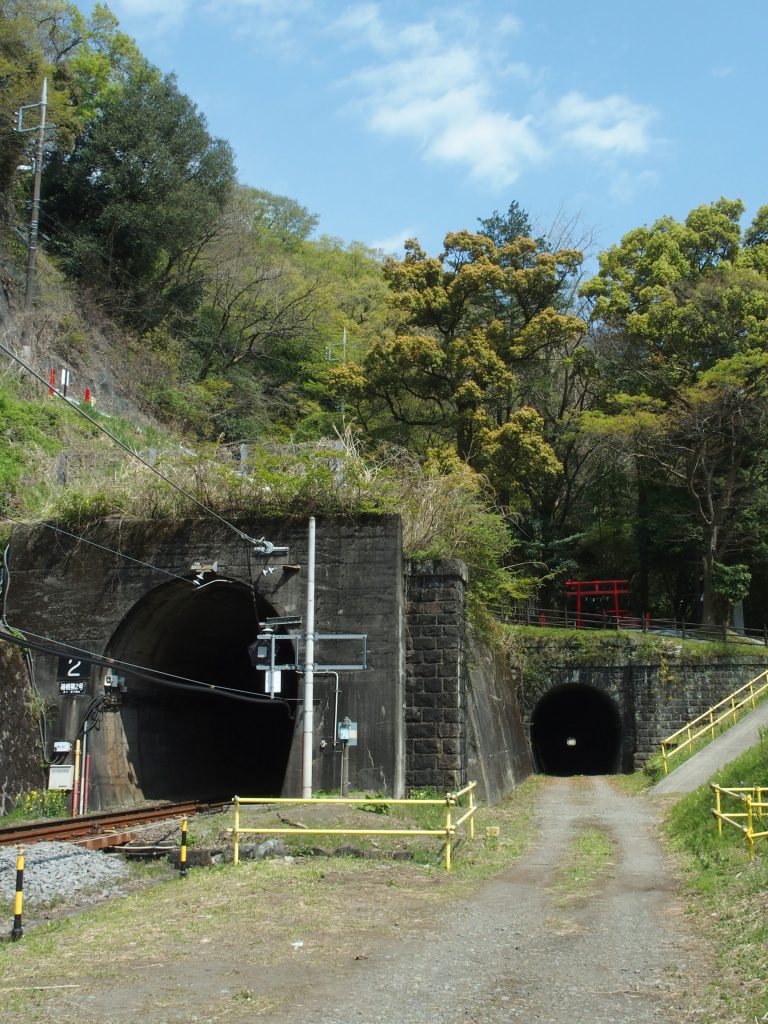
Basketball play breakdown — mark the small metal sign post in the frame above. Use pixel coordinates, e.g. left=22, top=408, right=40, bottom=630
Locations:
left=338, top=717, right=357, bottom=797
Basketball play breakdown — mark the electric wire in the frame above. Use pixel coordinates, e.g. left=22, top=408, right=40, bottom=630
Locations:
left=1, top=516, right=195, bottom=586
left=0, top=624, right=290, bottom=706
left=0, top=338, right=257, bottom=546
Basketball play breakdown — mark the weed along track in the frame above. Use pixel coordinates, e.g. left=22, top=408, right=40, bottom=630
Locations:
left=0, top=777, right=719, bottom=1024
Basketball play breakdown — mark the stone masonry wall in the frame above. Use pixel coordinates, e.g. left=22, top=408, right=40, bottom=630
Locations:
left=510, top=634, right=768, bottom=768
left=404, top=560, right=468, bottom=791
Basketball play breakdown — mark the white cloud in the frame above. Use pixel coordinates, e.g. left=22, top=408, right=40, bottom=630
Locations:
left=370, top=226, right=418, bottom=254
left=334, top=6, right=658, bottom=191
left=112, top=0, right=191, bottom=29
left=497, top=14, right=522, bottom=36
left=607, top=168, right=659, bottom=204
left=337, top=14, right=545, bottom=187
left=113, top=0, right=661, bottom=199
left=553, top=92, right=657, bottom=156
left=115, top=0, right=315, bottom=43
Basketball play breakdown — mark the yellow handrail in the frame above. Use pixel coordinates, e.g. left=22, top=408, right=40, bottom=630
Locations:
left=660, top=670, right=768, bottom=774
left=229, top=783, right=478, bottom=872
left=710, top=783, right=768, bottom=859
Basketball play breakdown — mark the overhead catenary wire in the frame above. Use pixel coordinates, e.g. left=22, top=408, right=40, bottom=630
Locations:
left=0, top=339, right=258, bottom=547
left=0, top=624, right=289, bottom=706
left=1, top=516, right=196, bottom=586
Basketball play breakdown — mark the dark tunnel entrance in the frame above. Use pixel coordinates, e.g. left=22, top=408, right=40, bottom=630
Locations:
left=103, top=579, right=298, bottom=802
left=530, top=684, right=622, bottom=775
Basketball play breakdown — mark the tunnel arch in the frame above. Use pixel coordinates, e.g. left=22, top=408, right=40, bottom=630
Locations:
left=530, top=684, right=622, bottom=776
left=93, top=577, right=298, bottom=805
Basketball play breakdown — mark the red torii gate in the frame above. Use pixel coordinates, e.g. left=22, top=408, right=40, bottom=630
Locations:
left=565, top=579, right=629, bottom=629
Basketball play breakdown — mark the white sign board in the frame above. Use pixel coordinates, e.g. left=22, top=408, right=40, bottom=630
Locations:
left=48, top=764, right=75, bottom=791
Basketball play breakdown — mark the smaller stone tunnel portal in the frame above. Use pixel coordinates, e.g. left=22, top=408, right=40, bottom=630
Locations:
left=101, top=579, right=298, bottom=803
left=530, top=684, right=622, bottom=776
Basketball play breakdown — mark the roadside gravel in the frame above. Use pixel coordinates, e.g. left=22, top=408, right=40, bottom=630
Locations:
left=0, top=842, right=130, bottom=906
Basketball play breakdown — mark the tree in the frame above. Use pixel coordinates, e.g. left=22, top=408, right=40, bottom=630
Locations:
left=43, top=65, right=235, bottom=322
left=335, top=227, right=582, bottom=497
left=582, top=200, right=768, bottom=623
left=185, top=187, right=319, bottom=379
left=1, top=1, right=141, bottom=207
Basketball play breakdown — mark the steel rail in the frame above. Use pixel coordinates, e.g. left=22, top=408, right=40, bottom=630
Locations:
left=0, top=799, right=230, bottom=850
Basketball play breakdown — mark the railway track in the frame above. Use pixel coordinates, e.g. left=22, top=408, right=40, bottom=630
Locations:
left=0, top=799, right=230, bottom=850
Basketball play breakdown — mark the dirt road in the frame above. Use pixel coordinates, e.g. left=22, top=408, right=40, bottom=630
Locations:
left=4, top=777, right=709, bottom=1024
left=249, top=776, right=703, bottom=1024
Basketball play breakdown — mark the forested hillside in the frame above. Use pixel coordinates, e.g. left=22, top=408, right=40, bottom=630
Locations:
left=3, top=1, right=768, bottom=627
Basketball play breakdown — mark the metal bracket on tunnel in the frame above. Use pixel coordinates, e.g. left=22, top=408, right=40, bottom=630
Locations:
left=252, top=538, right=290, bottom=557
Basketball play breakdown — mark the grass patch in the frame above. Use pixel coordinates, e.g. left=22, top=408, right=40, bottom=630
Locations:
left=607, top=771, right=654, bottom=796
left=0, top=776, right=543, bottom=1024
left=664, top=737, right=768, bottom=1022
left=550, top=825, right=615, bottom=905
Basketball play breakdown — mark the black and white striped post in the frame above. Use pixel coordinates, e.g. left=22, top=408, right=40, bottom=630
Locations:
left=11, top=847, right=24, bottom=940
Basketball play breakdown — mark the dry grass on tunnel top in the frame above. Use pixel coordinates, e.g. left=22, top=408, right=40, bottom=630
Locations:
left=0, top=777, right=546, bottom=1024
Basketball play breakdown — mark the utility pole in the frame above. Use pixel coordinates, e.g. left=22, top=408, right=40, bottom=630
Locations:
left=16, top=78, right=48, bottom=314
left=301, top=516, right=316, bottom=798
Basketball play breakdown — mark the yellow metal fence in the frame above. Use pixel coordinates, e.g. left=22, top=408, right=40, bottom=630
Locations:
left=661, top=670, right=768, bottom=775
left=229, top=782, right=477, bottom=872
left=710, top=783, right=768, bottom=859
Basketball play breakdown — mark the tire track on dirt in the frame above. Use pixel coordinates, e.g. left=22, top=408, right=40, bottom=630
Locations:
left=251, top=776, right=703, bottom=1024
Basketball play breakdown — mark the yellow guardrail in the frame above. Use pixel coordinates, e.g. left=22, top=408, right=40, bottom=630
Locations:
left=660, top=670, right=768, bottom=774
left=711, top=783, right=768, bottom=859
left=229, top=782, right=477, bottom=872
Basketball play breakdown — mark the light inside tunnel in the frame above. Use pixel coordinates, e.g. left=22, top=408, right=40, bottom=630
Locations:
left=103, top=579, right=298, bottom=801
left=530, top=684, right=622, bottom=775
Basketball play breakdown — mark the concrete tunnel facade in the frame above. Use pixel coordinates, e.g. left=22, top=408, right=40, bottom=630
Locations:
left=9, top=511, right=716, bottom=806
left=6, top=516, right=415, bottom=807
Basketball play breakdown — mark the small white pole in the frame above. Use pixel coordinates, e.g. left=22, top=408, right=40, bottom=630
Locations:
left=301, top=517, right=316, bottom=798
left=340, top=327, right=347, bottom=418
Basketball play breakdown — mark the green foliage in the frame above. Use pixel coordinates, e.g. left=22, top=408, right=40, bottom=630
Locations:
left=0, top=381, right=67, bottom=509
left=582, top=199, right=768, bottom=623
left=359, top=794, right=390, bottom=815
left=1, top=1, right=142, bottom=201
left=552, top=826, right=615, bottom=902
left=711, top=561, right=751, bottom=606
left=44, top=64, right=235, bottom=323
left=11, top=788, right=67, bottom=820
left=665, top=739, right=768, bottom=883
left=642, top=751, right=665, bottom=783
left=335, top=225, right=581, bottom=502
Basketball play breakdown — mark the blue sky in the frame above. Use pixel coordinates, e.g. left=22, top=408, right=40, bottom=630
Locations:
left=91, top=1, right=767, bottom=260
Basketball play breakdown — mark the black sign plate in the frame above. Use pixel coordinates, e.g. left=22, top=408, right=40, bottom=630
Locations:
left=57, top=656, right=87, bottom=695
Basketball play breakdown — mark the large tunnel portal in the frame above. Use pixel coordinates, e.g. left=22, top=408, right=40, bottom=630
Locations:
left=98, top=578, right=298, bottom=803
left=530, top=684, right=622, bottom=775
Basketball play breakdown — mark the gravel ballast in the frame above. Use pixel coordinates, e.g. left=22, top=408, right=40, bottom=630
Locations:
left=0, top=842, right=131, bottom=906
